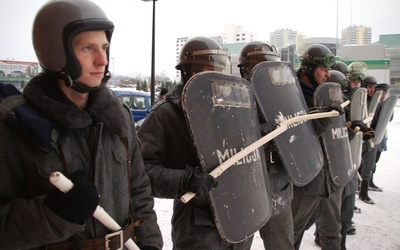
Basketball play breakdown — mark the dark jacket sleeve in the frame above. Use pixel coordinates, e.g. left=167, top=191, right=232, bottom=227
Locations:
left=0, top=124, right=83, bottom=249
left=126, top=112, right=163, bottom=249
left=137, top=110, right=190, bottom=199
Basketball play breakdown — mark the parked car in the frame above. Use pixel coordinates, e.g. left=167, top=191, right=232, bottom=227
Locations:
left=110, top=88, right=151, bottom=124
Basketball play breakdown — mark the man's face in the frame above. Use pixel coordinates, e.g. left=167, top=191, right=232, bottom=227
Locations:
left=72, top=30, right=109, bottom=88
left=366, top=84, right=376, bottom=97
left=350, top=79, right=362, bottom=88
left=313, top=66, right=330, bottom=85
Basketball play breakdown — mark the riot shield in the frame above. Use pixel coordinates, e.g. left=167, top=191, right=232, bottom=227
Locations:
left=182, top=71, right=272, bottom=243
left=374, top=95, right=398, bottom=144
left=368, top=90, right=383, bottom=126
left=249, top=61, right=324, bottom=186
left=349, top=87, right=368, bottom=169
left=313, top=82, right=355, bottom=187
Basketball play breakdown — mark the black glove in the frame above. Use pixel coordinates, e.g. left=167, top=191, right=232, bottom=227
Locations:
left=348, top=120, right=370, bottom=133
left=347, top=120, right=375, bottom=141
left=184, top=169, right=218, bottom=197
left=259, top=122, right=277, bottom=136
left=363, top=128, right=375, bottom=141
left=312, top=103, right=344, bottom=136
left=325, top=103, right=344, bottom=115
left=44, top=169, right=99, bottom=224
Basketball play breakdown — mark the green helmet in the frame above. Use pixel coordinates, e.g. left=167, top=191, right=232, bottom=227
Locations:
left=349, top=72, right=365, bottom=82
left=299, top=44, right=336, bottom=69
left=327, top=70, right=349, bottom=91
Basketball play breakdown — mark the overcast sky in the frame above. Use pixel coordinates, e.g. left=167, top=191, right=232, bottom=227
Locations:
left=1, top=0, right=399, bottom=78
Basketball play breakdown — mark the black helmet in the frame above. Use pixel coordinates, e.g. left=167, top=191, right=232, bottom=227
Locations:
left=363, top=75, right=378, bottom=87
left=176, top=36, right=231, bottom=84
left=237, top=41, right=280, bottom=80
left=33, top=0, right=114, bottom=92
left=299, top=44, right=336, bottom=69
left=332, top=61, right=349, bottom=76
left=376, top=83, right=390, bottom=91
left=327, top=70, right=349, bottom=91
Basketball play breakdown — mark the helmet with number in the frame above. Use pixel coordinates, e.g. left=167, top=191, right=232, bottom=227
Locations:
left=327, top=70, right=349, bottom=91
left=176, top=36, right=231, bottom=84
left=33, top=0, right=114, bottom=93
left=363, top=75, right=378, bottom=87
left=299, top=44, right=336, bottom=70
left=237, top=41, right=280, bottom=80
left=332, top=61, right=349, bottom=77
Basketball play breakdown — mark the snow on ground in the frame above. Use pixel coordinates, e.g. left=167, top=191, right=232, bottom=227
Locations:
left=154, top=101, right=400, bottom=250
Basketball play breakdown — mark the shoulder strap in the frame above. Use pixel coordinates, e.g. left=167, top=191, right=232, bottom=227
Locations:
left=0, top=95, right=26, bottom=121
left=0, top=83, right=59, bottom=152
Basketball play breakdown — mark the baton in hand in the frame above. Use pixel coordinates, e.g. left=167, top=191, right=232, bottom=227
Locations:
left=50, top=171, right=140, bottom=250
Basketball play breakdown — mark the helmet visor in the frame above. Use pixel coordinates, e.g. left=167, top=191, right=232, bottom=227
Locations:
left=192, top=49, right=231, bottom=75
left=349, top=72, right=365, bottom=81
left=312, top=52, right=336, bottom=69
left=247, top=53, right=280, bottom=64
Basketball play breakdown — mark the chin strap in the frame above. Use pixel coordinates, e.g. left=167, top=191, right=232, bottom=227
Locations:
left=60, top=71, right=111, bottom=94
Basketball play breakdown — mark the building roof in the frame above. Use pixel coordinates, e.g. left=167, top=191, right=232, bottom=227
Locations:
left=375, top=34, right=400, bottom=47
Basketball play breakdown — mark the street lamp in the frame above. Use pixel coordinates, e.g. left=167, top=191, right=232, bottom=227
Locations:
left=142, top=0, right=157, bottom=105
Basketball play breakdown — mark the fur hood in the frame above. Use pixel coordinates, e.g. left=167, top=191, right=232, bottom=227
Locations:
left=23, top=73, right=128, bottom=137
left=165, top=83, right=184, bottom=109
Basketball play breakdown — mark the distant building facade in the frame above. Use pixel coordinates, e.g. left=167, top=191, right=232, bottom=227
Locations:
left=174, top=24, right=400, bottom=86
left=375, top=34, right=400, bottom=85
left=341, top=25, right=372, bottom=45
left=340, top=44, right=389, bottom=83
left=0, top=60, right=40, bottom=89
left=270, top=28, right=297, bottom=49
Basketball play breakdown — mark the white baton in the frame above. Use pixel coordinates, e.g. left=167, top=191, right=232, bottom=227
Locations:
left=49, top=171, right=140, bottom=250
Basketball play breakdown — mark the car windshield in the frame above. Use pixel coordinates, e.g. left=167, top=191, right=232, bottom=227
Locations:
left=118, top=94, right=147, bottom=110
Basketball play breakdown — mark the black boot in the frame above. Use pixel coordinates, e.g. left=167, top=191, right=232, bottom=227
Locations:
left=369, top=175, right=383, bottom=192
left=359, top=179, right=375, bottom=204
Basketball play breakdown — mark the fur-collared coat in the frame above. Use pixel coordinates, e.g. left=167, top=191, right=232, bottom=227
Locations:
left=0, top=73, right=162, bottom=249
